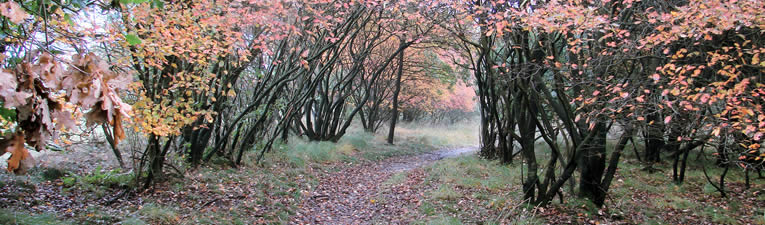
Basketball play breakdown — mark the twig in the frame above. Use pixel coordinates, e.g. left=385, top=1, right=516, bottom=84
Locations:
left=199, top=198, right=221, bottom=210
left=104, top=188, right=130, bottom=206
left=311, top=194, right=330, bottom=201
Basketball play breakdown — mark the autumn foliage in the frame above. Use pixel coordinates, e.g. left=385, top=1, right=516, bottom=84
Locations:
left=0, top=0, right=763, bottom=215
left=0, top=52, right=131, bottom=173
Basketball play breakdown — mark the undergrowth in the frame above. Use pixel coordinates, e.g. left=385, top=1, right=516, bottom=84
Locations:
left=417, top=139, right=765, bottom=224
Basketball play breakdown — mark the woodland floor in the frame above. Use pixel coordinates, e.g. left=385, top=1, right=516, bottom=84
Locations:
left=1, top=123, right=764, bottom=224
left=291, top=147, right=477, bottom=224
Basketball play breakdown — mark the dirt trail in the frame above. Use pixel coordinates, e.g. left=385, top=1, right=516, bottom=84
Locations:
left=292, top=146, right=477, bottom=224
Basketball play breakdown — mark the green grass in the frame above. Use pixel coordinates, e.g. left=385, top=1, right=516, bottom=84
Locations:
left=0, top=208, right=71, bottom=225
left=284, top=140, right=349, bottom=167
left=59, top=166, right=133, bottom=199
left=420, top=215, right=463, bottom=225
left=418, top=155, right=523, bottom=223
left=279, top=129, right=400, bottom=167
left=430, top=184, right=462, bottom=200
left=119, top=217, right=148, bottom=225
left=276, top=121, right=475, bottom=166
left=426, top=155, right=519, bottom=190
left=137, top=203, right=178, bottom=225
left=395, top=121, right=478, bottom=148
left=382, top=171, right=409, bottom=187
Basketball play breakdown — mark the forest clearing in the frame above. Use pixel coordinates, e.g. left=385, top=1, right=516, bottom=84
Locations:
left=0, top=0, right=764, bottom=224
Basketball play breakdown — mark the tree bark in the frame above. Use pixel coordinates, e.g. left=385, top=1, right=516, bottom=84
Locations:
left=644, top=114, right=665, bottom=163
left=387, top=38, right=405, bottom=144
left=577, top=121, right=607, bottom=206
left=519, top=99, right=538, bottom=202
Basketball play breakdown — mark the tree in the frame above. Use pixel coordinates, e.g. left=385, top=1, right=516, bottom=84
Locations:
left=112, top=0, right=268, bottom=186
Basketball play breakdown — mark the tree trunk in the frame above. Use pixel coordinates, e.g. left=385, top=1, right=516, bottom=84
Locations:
left=387, top=39, right=405, bottom=144
left=102, top=124, right=125, bottom=168
left=519, top=102, right=538, bottom=202
left=143, top=135, right=169, bottom=189
left=577, top=121, right=607, bottom=206
left=644, top=114, right=665, bottom=163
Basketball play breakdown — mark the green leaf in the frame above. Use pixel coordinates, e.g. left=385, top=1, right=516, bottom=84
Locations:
left=0, top=106, right=16, bottom=122
left=150, top=0, right=164, bottom=9
left=125, top=33, right=142, bottom=46
left=63, top=13, right=74, bottom=26
left=48, top=4, right=59, bottom=14
left=71, top=0, right=84, bottom=8
left=120, top=0, right=150, bottom=4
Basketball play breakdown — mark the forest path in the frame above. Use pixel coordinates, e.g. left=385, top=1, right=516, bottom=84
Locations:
left=291, top=146, right=478, bottom=224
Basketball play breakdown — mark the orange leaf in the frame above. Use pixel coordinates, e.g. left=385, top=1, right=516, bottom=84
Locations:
left=3, top=133, right=34, bottom=174
left=112, top=113, right=126, bottom=145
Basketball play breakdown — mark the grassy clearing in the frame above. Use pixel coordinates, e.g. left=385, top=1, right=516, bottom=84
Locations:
left=417, top=139, right=765, bottom=224
left=426, top=155, right=519, bottom=190
left=277, top=125, right=442, bottom=167
left=415, top=155, right=523, bottom=224
left=276, top=121, right=479, bottom=165
left=394, top=121, right=479, bottom=148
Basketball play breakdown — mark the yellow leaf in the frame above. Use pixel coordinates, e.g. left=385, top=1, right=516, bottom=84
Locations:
left=670, top=88, right=680, bottom=96
left=753, top=53, right=760, bottom=65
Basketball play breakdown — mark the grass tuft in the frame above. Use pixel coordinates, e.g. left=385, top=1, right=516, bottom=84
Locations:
left=430, top=184, right=462, bottom=200
left=138, top=203, right=178, bottom=225
left=0, top=208, right=69, bottom=225
left=382, top=171, right=409, bottom=187
left=423, top=215, right=463, bottom=225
